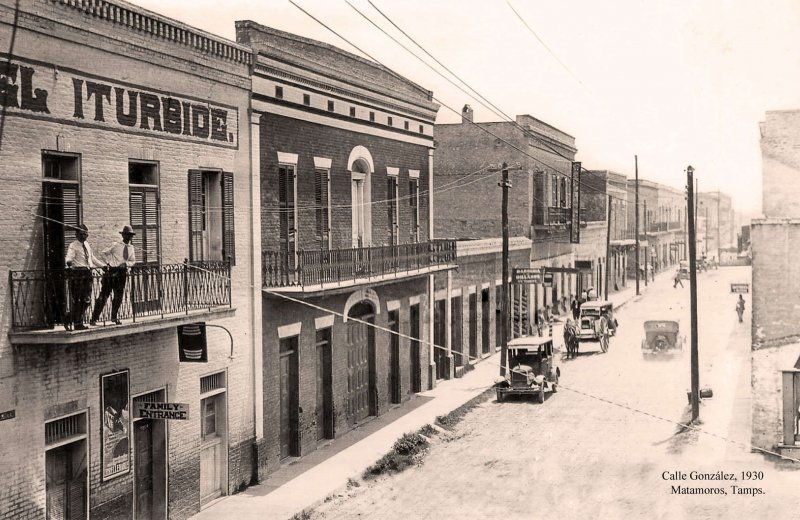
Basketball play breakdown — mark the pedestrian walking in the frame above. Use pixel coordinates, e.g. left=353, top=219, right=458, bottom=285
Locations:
left=736, top=295, right=745, bottom=323
left=65, top=224, right=105, bottom=330
left=571, top=298, right=580, bottom=320
left=673, top=270, right=684, bottom=288
left=91, top=225, right=136, bottom=326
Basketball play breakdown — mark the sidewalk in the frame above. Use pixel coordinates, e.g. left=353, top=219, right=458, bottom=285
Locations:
left=191, top=272, right=662, bottom=520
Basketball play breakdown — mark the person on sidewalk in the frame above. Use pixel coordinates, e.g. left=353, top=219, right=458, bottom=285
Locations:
left=571, top=298, right=580, bottom=320
left=65, top=224, right=105, bottom=330
left=736, top=295, right=745, bottom=323
left=91, top=225, right=136, bottom=326
left=673, top=270, right=684, bottom=288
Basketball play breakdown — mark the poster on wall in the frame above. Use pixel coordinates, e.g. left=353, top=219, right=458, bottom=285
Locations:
left=100, top=369, right=131, bottom=481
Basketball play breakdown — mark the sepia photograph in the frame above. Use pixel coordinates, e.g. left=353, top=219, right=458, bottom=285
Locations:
left=0, top=0, right=798, bottom=518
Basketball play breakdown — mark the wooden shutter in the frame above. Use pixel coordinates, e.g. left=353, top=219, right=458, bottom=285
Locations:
left=221, top=172, right=235, bottom=265
left=188, top=170, right=203, bottom=262
left=388, top=178, right=398, bottom=245
left=279, top=166, right=295, bottom=252
left=315, top=169, right=329, bottom=248
left=130, top=186, right=160, bottom=264
left=61, top=184, right=80, bottom=256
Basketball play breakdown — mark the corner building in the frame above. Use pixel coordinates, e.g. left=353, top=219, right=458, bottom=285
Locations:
left=236, top=22, right=454, bottom=474
left=0, top=1, right=259, bottom=518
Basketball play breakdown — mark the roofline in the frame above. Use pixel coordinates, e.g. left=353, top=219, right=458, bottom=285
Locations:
left=236, top=20, right=434, bottom=101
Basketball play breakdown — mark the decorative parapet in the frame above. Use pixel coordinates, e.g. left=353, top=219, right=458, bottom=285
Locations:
left=49, top=0, right=252, bottom=66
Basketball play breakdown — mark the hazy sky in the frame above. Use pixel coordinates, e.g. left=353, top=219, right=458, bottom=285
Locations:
left=131, top=0, right=800, bottom=214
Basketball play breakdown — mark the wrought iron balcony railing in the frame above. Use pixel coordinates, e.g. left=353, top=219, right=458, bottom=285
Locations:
left=263, top=240, right=457, bottom=289
left=9, top=261, right=231, bottom=331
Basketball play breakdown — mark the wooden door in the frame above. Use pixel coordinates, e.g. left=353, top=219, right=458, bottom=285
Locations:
left=200, top=395, right=225, bottom=503
left=279, top=338, right=299, bottom=458
left=46, top=442, right=86, bottom=520
left=134, top=420, right=166, bottom=520
left=388, top=310, right=401, bottom=403
left=434, top=300, right=447, bottom=380
left=315, top=329, right=333, bottom=441
left=409, top=304, right=421, bottom=393
left=346, top=312, right=375, bottom=424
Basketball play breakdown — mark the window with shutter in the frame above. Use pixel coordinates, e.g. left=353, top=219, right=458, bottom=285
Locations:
left=41, top=153, right=81, bottom=272
left=129, top=162, right=160, bottom=265
left=188, top=170, right=204, bottom=261
left=279, top=165, right=296, bottom=254
left=221, top=172, right=236, bottom=265
left=387, top=177, right=398, bottom=245
left=314, top=168, right=330, bottom=248
left=409, top=179, right=419, bottom=243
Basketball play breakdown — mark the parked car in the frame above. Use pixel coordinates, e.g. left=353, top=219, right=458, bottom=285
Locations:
left=495, top=336, right=560, bottom=403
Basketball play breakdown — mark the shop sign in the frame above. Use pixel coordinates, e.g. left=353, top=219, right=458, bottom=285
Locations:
left=543, top=272, right=554, bottom=287
left=0, top=59, right=238, bottom=147
left=100, top=370, right=130, bottom=481
left=570, top=161, right=581, bottom=244
left=512, top=267, right=542, bottom=284
left=178, top=323, right=208, bottom=362
left=730, top=283, right=749, bottom=294
left=134, top=402, right=189, bottom=420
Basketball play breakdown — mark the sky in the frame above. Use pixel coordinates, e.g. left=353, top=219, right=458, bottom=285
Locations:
left=130, top=0, right=800, bottom=215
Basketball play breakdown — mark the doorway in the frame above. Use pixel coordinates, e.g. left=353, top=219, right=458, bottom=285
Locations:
left=409, top=303, right=421, bottom=393
left=199, top=385, right=227, bottom=504
left=346, top=302, right=376, bottom=424
left=315, top=328, right=334, bottom=441
left=388, top=310, right=401, bottom=404
left=133, top=419, right=166, bottom=519
left=433, top=300, right=447, bottom=380
left=279, top=336, right=300, bottom=458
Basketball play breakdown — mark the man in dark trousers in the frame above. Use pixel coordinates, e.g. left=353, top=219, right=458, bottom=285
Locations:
left=91, top=225, right=136, bottom=325
left=673, top=270, right=684, bottom=288
left=65, top=224, right=104, bottom=330
left=736, top=295, right=746, bottom=323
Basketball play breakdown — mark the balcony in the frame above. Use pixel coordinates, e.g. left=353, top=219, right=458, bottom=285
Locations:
left=8, top=261, right=233, bottom=345
left=263, top=240, right=457, bottom=294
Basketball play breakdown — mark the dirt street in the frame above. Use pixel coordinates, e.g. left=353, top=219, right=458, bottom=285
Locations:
left=308, top=267, right=800, bottom=519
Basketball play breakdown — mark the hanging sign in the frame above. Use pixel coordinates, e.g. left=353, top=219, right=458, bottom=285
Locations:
left=570, top=161, right=581, bottom=244
left=512, top=267, right=542, bottom=284
left=134, top=402, right=189, bottom=420
left=730, top=283, right=749, bottom=294
left=178, top=323, right=208, bottom=362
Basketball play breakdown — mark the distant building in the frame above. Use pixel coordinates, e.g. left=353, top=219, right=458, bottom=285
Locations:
left=752, top=110, right=800, bottom=460
left=434, top=110, right=578, bottom=343
left=698, top=191, right=735, bottom=262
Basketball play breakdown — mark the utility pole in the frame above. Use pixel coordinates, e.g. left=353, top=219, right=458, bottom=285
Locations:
left=496, top=162, right=513, bottom=377
left=635, top=155, right=640, bottom=295
left=695, top=177, right=699, bottom=256
left=605, top=195, right=611, bottom=300
left=644, top=199, right=648, bottom=287
left=687, top=165, right=700, bottom=422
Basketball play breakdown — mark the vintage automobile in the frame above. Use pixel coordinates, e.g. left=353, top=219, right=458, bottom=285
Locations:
left=576, top=300, right=614, bottom=353
left=641, top=320, right=684, bottom=357
left=495, top=336, right=560, bottom=403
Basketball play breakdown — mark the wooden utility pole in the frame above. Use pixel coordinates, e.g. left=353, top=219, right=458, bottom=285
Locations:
left=687, top=165, right=700, bottom=421
left=499, top=162, right=512, bottom=376
left=644, top=199, right=648, bottom=287
left=605, top=195, right=611, bottom=300
left=635, top=155, right=640, bottom=295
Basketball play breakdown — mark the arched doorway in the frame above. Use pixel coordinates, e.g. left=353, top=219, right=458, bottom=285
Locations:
left=346, top=301, right=377, bottom=425
left=348, top=146, right=374, bottom=248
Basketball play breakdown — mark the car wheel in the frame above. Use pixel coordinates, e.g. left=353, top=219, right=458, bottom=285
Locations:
left=552, top=373, right=559, bottom=393
left=537, top=384, right=545, bottom=404
left=496, top=388, right=504, bottom=402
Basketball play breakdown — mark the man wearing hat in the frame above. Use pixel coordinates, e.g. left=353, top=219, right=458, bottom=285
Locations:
left=65, top=224, right=105, bottom=330
left=91, top=225, right=137, bottom=326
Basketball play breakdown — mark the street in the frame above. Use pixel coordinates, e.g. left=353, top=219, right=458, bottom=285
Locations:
left=307, top=267, right=800, bottom=519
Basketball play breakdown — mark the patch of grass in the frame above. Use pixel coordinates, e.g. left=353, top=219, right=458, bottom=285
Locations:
left=362, top=431, right=430, bottom=480
left=435, top=388, right=494, bottom=431
left=418, top=423, right=438, bottom=437
left=347, top=477, right=360, bottom=488
left=290, top=510, right=313, bottom=520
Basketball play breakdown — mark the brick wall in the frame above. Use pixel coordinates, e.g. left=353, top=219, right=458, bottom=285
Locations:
left=0, top=4, right=257, bottom=518
left=760, top=110, right=800, bottom=218
left=261, top=278, right=428, bottom=476
left=259, top=114, right=431, bottom=251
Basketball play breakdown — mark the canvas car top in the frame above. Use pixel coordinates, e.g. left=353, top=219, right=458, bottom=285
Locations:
left=580, top=300, right=612, bottom=310
left=508, top=336, right=553, bottom=348
left=643, top=320, right=679, bottom=333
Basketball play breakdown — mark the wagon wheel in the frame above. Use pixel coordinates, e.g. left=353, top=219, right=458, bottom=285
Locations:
left=537, top=383, right=545, bottom=403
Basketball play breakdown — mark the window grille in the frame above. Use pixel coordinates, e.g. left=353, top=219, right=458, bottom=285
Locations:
left=45, top=412, right=87, bottom=446
left=201, top=372, right=226, bottom=394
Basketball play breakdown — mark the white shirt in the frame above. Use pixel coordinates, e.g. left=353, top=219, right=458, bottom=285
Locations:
left=65, top=240, right=104, bottom=268
left=102, top=241, right=136, bottom=267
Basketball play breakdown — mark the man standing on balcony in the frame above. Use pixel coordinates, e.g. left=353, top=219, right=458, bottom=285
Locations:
left=90, top=225, right=136, bottom=326
left=65, top=224, right=105, bottom=330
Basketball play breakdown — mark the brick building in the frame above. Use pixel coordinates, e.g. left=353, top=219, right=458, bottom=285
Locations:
left=434, top=108, right=578, bottom=326
left=751, top=110, right=800, bottom=459
left=0, top=1, right=260, bottom=519
left=626, top=179, right=686, bottom=280
left=236, top=22, right=455, bottom=474
left=697, top=190, right=735, bottom=263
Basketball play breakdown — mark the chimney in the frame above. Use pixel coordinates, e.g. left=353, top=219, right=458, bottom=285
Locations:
left=461, top=104, right=473, bottom=123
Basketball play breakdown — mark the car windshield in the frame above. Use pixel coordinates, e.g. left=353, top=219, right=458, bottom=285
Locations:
left=581, top=309, right=601, bottom=317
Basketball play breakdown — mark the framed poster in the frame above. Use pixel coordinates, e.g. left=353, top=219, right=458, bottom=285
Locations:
left=100, top=369, right=131, bottom=481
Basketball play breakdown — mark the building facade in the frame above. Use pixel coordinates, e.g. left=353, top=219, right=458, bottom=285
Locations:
left=237, top=22, right=455, bottom=475
left=752, top=110, right=800, bottom=460
left=0, top=1, right=259, bottom=519
left=434, top=108, right=579, bottom=326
